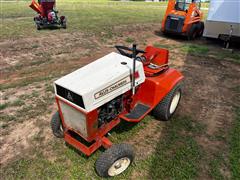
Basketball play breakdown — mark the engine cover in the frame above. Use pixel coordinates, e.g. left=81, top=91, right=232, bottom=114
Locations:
left=54, top=52, right=145, bottom=112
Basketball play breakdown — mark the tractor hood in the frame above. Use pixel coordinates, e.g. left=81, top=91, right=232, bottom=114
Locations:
left=54, top=52, right=145, bottom=112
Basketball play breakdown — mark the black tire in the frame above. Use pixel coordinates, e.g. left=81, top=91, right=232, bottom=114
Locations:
left=187, top=24, right=199, bottom=40
left=197, top=21, right=204, bottom=37
left=95, top=143, right=134, bottom=177
left=51, top=111, right=64, bottom=138
left=62, top=22, right=67, bottom=29
left=61, top=18, right=67, bottom=29
left=36, top=23, right=41, bottom=30
left=152, top=84, right=182, bottom=121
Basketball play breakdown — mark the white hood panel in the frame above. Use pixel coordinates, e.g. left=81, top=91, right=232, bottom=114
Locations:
left=55, top=52, right=145, bottom=112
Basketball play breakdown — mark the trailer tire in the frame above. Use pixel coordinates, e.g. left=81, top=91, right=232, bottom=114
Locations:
left=51, top=111, right=64, bottom=138
left=152, top=84, right=182, bottom=121
left=188, top=24, right=198, bottom=40
left=95, top=144, right=134, bottom=177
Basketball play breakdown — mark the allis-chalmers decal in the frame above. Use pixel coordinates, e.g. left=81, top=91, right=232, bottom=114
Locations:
left=94, top=76, right=131, bottom=99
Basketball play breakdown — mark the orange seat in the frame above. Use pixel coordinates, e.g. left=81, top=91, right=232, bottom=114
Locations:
left=143, top=46, right=169, bottom=76
left=144, top=46, right=169, bottom=66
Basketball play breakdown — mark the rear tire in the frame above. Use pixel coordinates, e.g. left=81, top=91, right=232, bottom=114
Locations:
left=152, top=84, right=182, bottom=121
left=187, top=24, right=198, bottom=40
left=51, top=111, right=64, bottom=138
left=95, top=144, right=134, bottom=177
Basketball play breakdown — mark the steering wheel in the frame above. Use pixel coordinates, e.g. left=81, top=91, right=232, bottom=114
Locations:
left=115, top=45, right=145, bottom=58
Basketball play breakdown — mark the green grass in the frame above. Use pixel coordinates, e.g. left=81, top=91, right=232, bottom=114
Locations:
left=208, top=153, right=226, bottom=180
left=207, top=107, right=240, bottom=179
left=153, top=42, right=178, bottom=50
left=0, top=0, right=167, bottom=40
left=125, top=37, right=135, bottom=43
left=11, top=99, right=25, bottom=107
left=215, top=51, right=240, bottom=63
left=146, top=116, right=205, bottom=179
left=229, top=108, right=240, bottom=179
left=2, top=107, right=238, bottom=179
left=181, top=44, right=209, bottom=56
left=1, top=115, right=206, bottom=179
left=0, top=116, right=152, bottom=179
left=0, top=99, right=25, bottom=110
left=0, top=102, right=9, bottom=110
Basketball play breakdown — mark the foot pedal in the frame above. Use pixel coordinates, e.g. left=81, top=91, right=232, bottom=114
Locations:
left=123, top=103, right=150, bottom=121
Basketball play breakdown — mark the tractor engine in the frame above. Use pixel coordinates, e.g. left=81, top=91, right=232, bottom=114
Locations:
left=98, top=95, right=123, bottom=127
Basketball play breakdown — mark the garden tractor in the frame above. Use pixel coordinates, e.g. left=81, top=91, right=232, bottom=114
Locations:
left=29, top=0, right=66, bottom=30
left=161, top=0, right=204, bottom=40
left=51, top=44, right=184, bottom=177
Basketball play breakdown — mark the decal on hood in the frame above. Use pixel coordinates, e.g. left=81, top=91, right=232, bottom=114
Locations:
left=94, top=76, right=131, bottom=99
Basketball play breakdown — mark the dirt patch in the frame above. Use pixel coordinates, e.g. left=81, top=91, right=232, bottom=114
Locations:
left=181, top=56, right=239, bottom=135
left=0, top=120, right=40, bottom=165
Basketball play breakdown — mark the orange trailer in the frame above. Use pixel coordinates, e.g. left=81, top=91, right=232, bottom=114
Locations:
left=161, top=0, right=204, bottom=40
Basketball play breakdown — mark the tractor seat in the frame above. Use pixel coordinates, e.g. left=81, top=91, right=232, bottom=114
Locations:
left=143, top=46, right=169, bottom=76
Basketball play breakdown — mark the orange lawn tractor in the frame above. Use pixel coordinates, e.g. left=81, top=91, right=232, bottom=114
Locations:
left=51, top=44, right=184, bottom=177
left=161, top=0, right=204, bottom=40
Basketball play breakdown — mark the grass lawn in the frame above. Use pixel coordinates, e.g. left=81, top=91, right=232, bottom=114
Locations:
left=0, top=0, right=209, bottom=40
left=1, top=0, right=167, bottom=39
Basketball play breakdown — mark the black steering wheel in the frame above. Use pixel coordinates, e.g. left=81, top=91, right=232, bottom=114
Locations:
left=115, top=45, right=145, bottom=58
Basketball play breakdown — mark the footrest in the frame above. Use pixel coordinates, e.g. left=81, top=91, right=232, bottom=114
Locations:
left=122, top=103, right=150, bottom=122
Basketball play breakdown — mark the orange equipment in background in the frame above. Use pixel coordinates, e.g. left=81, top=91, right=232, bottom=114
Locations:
left=161, top=0, right=204, bottom=40
left=29, top=0, right=43, bottom=15
left=29, top=0, right=66, bottom=30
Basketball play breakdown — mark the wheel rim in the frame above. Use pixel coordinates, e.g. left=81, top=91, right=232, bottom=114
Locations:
left=60, top=124, right=63, bottom=132
left=169, top=91, right=181, bottom=114
left=108, top=157, right=131, bottom=176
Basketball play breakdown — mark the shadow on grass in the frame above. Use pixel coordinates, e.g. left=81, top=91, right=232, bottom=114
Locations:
left=148, top=115, right=205, bottom=179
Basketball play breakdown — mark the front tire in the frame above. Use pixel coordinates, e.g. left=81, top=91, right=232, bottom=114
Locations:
left=95, top=144, right=134, bottom=177
left=152, top=84, right=182, bottom=121
left=51, top=111, right=64, bottom=138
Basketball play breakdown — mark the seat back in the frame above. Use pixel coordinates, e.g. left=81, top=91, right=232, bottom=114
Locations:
left=144, top=46, right=169, bottom=66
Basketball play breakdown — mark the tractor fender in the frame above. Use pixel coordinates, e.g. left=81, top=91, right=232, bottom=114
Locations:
left=152, top=68, right=184, bottom=106
left=133, top=68, right=184, bottom=108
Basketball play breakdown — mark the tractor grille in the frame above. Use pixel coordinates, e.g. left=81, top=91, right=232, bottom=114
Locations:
left=165, top=15, right=185, bottom=33
left=59, top=101, right=88, bottom=137
left=56, top=85, right=85, bottom=109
